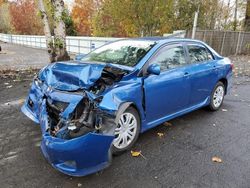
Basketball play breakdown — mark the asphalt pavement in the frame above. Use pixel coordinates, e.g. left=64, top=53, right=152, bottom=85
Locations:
left=0, top=72, right=250, bottom=188
left=0, top=43, right=250, bottom=188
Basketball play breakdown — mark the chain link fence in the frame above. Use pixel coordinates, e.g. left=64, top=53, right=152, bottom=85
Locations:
left=186, top=30, right=250, bottom=56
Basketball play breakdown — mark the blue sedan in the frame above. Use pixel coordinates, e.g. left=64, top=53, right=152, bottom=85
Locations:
left=22, top=37, right=233, bottom=176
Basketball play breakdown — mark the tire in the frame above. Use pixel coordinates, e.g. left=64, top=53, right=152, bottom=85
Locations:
left=112, top=107, right=140, bottom=155
left=208, top=81, right=225, bottom=111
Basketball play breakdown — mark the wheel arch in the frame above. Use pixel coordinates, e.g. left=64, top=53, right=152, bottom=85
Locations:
left=218, top=78, right=228, bottom=94
left=115, top=102, right=141, bottom=125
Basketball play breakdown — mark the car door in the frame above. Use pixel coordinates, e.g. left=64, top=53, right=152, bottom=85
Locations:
left=184, top=43, right=218, bottom=106
left=143, top=43, right=191, bottom=125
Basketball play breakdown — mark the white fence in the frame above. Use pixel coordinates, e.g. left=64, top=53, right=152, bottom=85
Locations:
left=0, top=33, right=120, bottom=54
left=0, top=32, right=186, bottom=54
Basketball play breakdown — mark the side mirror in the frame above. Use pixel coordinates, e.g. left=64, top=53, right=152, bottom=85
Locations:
left=147, top=64, right=160, bottom=75
left=75, top=53, right=86, bottom=60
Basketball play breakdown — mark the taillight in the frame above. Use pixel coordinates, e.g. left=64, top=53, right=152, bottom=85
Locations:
left=230, top=63, right=234, bottom=70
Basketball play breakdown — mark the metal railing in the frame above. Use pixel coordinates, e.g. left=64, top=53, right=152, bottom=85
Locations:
left=0, top=33, right=121, bottom=54
left=0, top=31, right=186, bottom=54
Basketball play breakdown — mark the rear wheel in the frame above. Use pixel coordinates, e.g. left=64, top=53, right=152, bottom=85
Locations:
left=112, top=107, right=140, bottom=155
left=209, top=81, right=225, bottom=111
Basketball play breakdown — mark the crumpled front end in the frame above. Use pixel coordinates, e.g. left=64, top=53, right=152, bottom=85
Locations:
left=21, top=62, right=131, bottom=176
left=21, top=81, right=116, bottom=176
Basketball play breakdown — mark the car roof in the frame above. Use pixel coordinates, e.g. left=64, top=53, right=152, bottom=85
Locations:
left=130, top=37, right=203, bottom=44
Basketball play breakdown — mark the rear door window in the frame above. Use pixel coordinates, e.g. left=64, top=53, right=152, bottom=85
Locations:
left=187, top=44, right=214, bottom=64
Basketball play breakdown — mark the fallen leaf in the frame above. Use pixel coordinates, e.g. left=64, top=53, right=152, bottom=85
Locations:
left=222, top=109, right=228, bottom=112
left=163, top=122, right=172, bottom=126
left=6, top=85, right=13, bottom=89
left=212, top=156, right=222, bottom=163
left=131, top=150, right=147, bottom=159
left=131, top=150, right=141, bottom=157
left=157, top=132, right=164, bottom=138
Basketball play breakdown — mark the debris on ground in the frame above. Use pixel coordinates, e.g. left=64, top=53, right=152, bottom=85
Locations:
left=157, top=132, right=164, bottom=138
left=6, top=85, right=13, bottom=89
left=131, top=150, right=141, bottom=157
left=0, top=68, right=38, bottom=81
left=230, top=55, right=250, bottom=77
left=163, top=122, right=172, bottom=126
left=131, top=150, right=147, bottom=159
left=212, top=156, right=223, bottom=163
left=222, top=109, right=228, bottom=112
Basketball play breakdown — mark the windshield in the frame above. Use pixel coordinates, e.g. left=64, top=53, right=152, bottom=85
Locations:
left=81, top=40, right=155, bottom=67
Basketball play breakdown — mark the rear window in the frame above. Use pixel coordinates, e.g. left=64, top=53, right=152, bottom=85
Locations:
left=187, top=45, right=214, bottom=64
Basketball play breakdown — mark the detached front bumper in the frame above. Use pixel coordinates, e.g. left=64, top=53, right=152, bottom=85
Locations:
left=41, top=132, right=114, bottom=176
left=21, top=82, right=115, bottom=176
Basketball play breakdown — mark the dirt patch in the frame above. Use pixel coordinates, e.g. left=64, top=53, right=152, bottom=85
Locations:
left=230, top=55, right=250, bottom=77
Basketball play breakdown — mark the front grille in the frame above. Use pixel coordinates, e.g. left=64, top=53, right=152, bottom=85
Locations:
left=46, top=99, right=69, bottom=124
left=53, top=100, right=69, bottom=112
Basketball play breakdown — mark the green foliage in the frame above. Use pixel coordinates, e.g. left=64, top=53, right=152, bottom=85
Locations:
left=92, top=0, right=175, bottom=37
left=54, top=37, right=64, bottom=49
left=0, top=3, right=12, bottom=33
left=62, top=9, right=77, bottom=36
left=92, top=0, right=223, bottom=37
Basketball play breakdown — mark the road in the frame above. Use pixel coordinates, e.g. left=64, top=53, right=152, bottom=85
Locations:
left=0, top=71, right=250, bottom=188
left=0, top=41, right=49, bottom=70
left=0, top=43, right=250, bottom=187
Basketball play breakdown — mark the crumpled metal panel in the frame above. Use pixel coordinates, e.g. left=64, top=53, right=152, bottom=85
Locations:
left=39, top=61, right=106, bottom=91
left=21, top=83, right=115, bottom=176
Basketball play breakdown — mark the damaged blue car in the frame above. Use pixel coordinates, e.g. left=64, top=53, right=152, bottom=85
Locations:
left=22, top=38, right=233, bottom=176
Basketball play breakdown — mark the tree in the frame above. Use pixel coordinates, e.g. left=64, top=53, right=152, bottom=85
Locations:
left=43, top=0, right=77, bottom=36
left=234, top=0, right=239, bottom=31
left=92, top=0, right=229, bottom=37
left=93, top=0, right=175, bottom=37
left=0, top=3, right=12, bottom=33
left=9, top=0, right=43, bottom=35
left=63, top=9, right=77, bottom=36
left=38, top=0, right=70, bottom=62
left=0, top=0, right=7, bottom=5
left=92, top=0, right=128, bottom=37
left=245, top=0, right=250, bottom=31
left=71, top=0, right=101, bottom=36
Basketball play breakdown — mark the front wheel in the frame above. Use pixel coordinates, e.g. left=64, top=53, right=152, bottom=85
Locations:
left=112, top=107, right=140, bottom=155
left=208, top=81, right=225, bottom=111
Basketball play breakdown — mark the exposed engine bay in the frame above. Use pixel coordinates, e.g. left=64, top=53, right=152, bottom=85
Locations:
left=44, top=66, right=128, bottom=139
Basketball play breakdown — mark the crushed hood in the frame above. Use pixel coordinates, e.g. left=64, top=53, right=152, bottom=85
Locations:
left=39, top=61, right=106, bottom=91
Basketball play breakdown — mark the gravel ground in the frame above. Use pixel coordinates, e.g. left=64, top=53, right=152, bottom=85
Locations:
left=230, top=55, right=250, bottom=77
